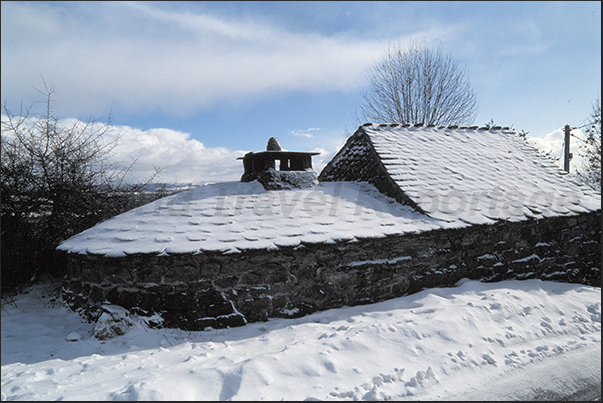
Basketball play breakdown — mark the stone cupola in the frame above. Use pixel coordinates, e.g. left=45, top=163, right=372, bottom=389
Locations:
left=238, top=137, right=320, bottom=190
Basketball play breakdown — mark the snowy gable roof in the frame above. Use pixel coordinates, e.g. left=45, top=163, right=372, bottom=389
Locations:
left=57, top=181, right=449, bottom=257
left=319, top=123, right=600, bottom=225
left=58, top=124, right=600, bottom=257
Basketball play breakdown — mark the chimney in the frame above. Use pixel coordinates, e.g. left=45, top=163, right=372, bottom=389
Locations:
left=237, top=137, right=320, bottom=189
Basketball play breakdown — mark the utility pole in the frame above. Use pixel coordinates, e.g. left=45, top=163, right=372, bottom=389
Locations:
left=564, top=124, right=571, bottom=172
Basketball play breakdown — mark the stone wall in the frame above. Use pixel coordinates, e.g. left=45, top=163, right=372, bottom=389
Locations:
left=62, top=210, right=601, bottom=331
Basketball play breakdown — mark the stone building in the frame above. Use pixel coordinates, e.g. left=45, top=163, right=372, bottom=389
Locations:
left=58, top=125, right=601, bottom=330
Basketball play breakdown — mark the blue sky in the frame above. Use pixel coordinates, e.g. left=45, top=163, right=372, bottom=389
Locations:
left=1, top=1, right=601, bottom=183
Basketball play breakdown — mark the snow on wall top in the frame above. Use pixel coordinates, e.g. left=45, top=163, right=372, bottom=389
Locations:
left=360, top=123, right=601, bottom=224
left=57, top=181, right=451, bottom=257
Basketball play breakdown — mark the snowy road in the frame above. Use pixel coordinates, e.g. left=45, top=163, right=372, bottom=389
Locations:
left=438, top=344, right=601, bottom=401
left=2, top=278, right=600, bottom=401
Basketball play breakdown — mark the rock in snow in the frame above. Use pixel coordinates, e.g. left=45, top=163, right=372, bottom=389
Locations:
left=65, top=332, right=81, bottom=342
left=94, top=305, right=135, bottom=340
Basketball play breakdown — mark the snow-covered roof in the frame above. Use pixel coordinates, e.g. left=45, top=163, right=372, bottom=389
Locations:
left=57, top=181, right=451, bottom=257
left=320, top=124, right=601, bottom=225
left=58, top=124, right=600, bottom=257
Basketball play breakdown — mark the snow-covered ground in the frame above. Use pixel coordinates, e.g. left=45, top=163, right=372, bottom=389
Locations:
left=1, top=278, right=600, bottom=401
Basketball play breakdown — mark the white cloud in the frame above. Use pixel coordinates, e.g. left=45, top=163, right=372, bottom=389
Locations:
left=290, top=128, right=321, bottom=138
left=104, top=124, right=246, bottom=184
left=1, top=113, right=245, bottom=184
left=2, top=111, right=345, bottom=185
left=0, top=1, right=400, bottom=117
left=107, top=126, right=342, bottom=184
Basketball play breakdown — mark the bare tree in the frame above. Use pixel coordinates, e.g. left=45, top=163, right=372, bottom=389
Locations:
left=576, top=97, right=601, bottom=193
left=1, top=81, right=162, bottom=291
left=359, top=41, right=478, bottom=126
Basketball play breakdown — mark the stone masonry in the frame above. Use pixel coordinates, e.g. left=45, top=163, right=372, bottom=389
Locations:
left=62, top=210, right=601, bottom=331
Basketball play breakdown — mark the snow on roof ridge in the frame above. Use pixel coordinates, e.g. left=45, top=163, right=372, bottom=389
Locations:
left=360, top=123, right=514, bottom=132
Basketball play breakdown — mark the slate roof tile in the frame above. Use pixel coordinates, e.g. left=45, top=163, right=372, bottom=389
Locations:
left=58, top=124, right=600, bottom=257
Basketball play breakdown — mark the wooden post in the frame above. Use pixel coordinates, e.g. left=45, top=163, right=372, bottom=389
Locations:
left=564, top=124, right=571, bottom=172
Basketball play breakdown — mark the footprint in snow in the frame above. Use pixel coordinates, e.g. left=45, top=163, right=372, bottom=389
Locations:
left=521, top=306, right=533, bottom=315
left=540, top=321, right=553, bottom=331
left=482, top=354, right=496, bottom=365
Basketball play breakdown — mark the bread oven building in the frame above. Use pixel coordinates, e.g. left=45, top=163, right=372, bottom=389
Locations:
left=58, top=124, right=601, bottom=330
